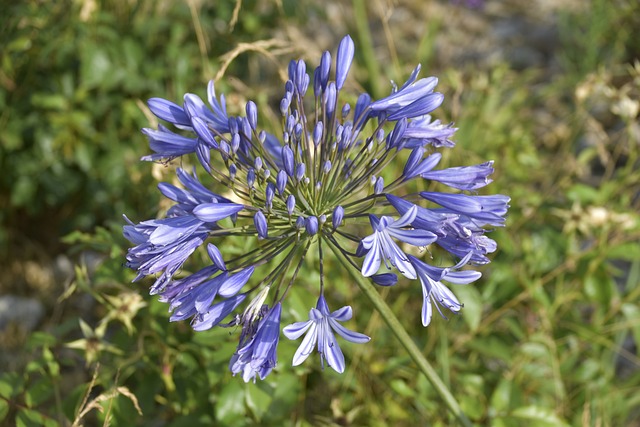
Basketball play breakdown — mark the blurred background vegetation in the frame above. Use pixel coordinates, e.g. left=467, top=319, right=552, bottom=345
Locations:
left=1, top=0, right=639, bottom=425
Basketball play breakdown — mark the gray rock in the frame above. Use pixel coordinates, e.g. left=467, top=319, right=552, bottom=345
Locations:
left=0, top=295, right=45, bottom=332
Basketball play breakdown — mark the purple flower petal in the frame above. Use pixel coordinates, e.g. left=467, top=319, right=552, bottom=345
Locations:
left=192, top=202, right=244, bottom=223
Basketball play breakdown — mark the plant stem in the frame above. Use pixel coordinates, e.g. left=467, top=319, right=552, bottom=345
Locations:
left=328, top=242, right=472, bottom=427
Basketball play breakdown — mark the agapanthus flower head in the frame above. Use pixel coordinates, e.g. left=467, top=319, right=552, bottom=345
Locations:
left=124, top=35, right=509, bottom=381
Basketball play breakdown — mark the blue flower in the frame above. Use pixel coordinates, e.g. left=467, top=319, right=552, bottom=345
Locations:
left=230, top=302, right=282, bottom=382
left=361, top=206, right=437, bottom=279
left=125, top=35, right=508, bottom=380
left=409, top=253, right=482, bottom=326
left=283, top=295, right=369, bottom=373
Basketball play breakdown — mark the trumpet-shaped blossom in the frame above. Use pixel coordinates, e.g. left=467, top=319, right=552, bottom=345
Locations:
left=124, top=35, right=508, bottom=381
left=230, top=303, right=282, bottom=382
left=410, top=253, right=482, bottom=326
left=283, top=295, right=370, bottom=373
left=361, top=206, right=437, bottom=279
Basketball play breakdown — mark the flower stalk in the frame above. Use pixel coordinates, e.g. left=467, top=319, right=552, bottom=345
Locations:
left=328, top=241, right=472, bottom=427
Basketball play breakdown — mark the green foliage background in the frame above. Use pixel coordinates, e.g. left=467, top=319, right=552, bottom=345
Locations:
left=1, top=0, right=639, bottom=426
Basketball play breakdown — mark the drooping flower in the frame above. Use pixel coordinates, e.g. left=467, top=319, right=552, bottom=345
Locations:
left=409, top=253, right=482, bottom=327
left=283, top=295, right=370, bottom=373
left=229, top=302, right=282, bottom=383
left=124, top=35, right=508, bottom=381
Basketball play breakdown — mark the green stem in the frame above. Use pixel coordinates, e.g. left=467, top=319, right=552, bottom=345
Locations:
left=328, top=242, right=472, bottom=427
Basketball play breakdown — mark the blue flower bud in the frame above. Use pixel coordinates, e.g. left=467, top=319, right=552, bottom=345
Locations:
left=387, top=117, right=407, bottom=149
left=374, top=176, right=384, bottom=194
left=295, top=60, right=307, bottom=95
left=247, top=168, right=256, bottom=188
left=387, top=92, right=444, bottom=121
left=313, top=121, right=324, bottom=146
left=191, top=116, right=216, bottom=148
left=342, top=124, right=352, bottom=148
left=323, top=161, right=332, bottom=173
left=231, top=133, right=240, bottom=153
left=220, top=140, right=230, bottom=155
left=336, top=35, right=355, bottom=90
left=219, top=266, right=254, bottom=298
left=371, top=273, right=398, bottom=286
left=254, top=157, right=263, bottom=171
left=288, top=60, right=296, bottom=82
left=147, top=98, right=190, bottom=127
left=305, top=216, right=319, bottom=235
left=295, top=216, right=305, bottom=229
left=403, top=147, right=425, bottom=179
left=266, top=183, right=275, bottom=208
left=276, top=170, right=288, bottom=195
left=332, top=205, right=344, bottom=229
left=300, top=73, right=310, bottom=98
left=319, top=51, right=331, bottom=90
left=313, top=68, right=321, bottom=98
left=207, top=243, right=227, bottom=271
left=341, top=103, right=351, bottom=119
left=285, top=80, right=294, bottom=94
left=241, top=117, right=252, bottom=140
left=286, top=114, right=295, bottom=134
left=228, top=117, right=239, bottom=135
left=246, top=101, right=258, bottom=130
left=196, top=142, right=211, bottom=174
left=280, top=98, right=290, bottom=116
left=335, top=124, right=344, bottom=145
left=354, top=92, right=371, bottom=121
left=286, top=195, right=296, bottom=215
left=324, top=82, right=337, bottom=119
left=254, top=211, right=268, bottom=239
left=296, top=163, right=306, bottom=181
left=282, top=145, right=295, bottom=177
left=408, top=153, right=441, bottom=180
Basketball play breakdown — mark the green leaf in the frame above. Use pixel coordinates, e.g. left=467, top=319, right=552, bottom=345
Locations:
left=30, top=93, right=68, bottom=110
left=216, top=380, right=245, bottom=424
left=16, top=408, right=58, bottom=427
left=0, top=398, right=9, bottom=422
left=245, top=382, right=273, bottom=422
left=454, top=285, right=482, bottom=332
left=467, top=337, right=513, bottom=361
left=43, top=347, right=60, bottom=378
left=490, top=378, right=512, bottom=413
left=606, top=242, right=640, bottom=261
left=24, top=378, right=54, bottom=408
left=266, top=372, right=301, bottom=422
left=567, top=183, right=600, bottom=204
left=390, top=379, right=414, bottom=398
left=0, top=372, right=23, bottom=398
left=583, top=270, right=614, bottom=306
left=508, top=406, right=570, bottom=427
